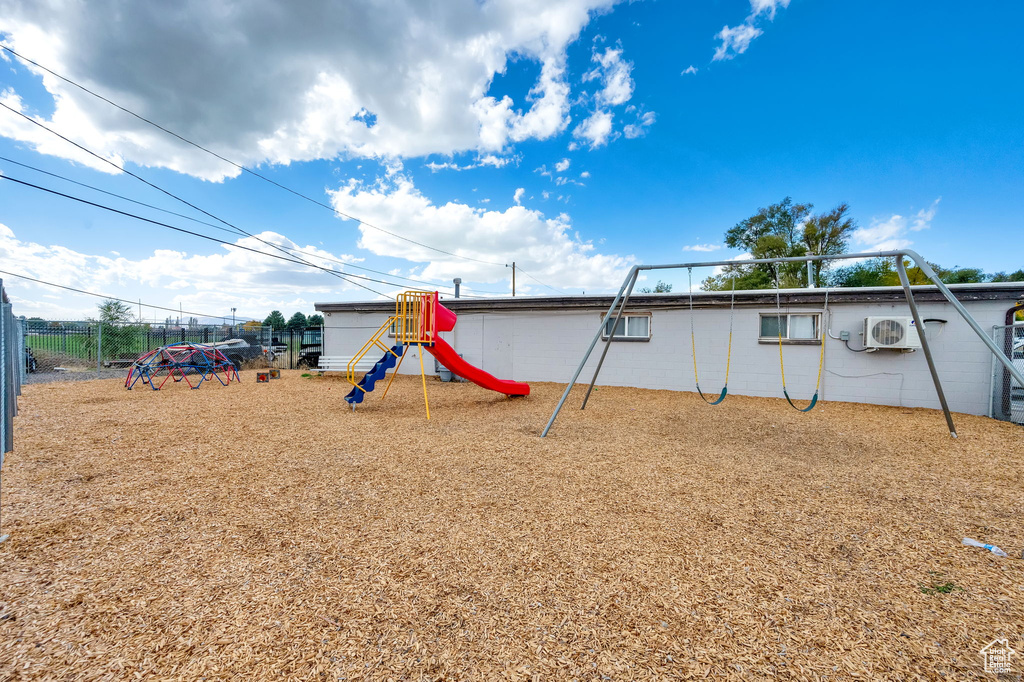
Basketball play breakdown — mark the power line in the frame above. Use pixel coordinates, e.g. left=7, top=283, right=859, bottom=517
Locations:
left=0, top=102, right=388, bottom=296
left=0, top=173, right=389, bottom=293
left=0, top=173, right=496, bottom=298
left=514, top=265, right=568, bottom=295
left=0, top=268, right=252, bottom=323
left=0, top=42, right=506, bottom=267
left=0, top=154, right=504, bottom=295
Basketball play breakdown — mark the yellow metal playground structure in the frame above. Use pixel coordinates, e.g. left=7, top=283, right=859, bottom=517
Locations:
left=342, top=290, right=529, bottom=418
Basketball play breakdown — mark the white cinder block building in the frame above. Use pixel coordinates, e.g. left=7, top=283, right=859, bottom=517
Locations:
left=316, top=283, right=1024, bottom=420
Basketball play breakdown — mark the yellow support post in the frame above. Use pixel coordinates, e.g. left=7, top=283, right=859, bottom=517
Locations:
left=418, top=345, right=430, bottom=420
left=380, top=344, right=407, bottom=399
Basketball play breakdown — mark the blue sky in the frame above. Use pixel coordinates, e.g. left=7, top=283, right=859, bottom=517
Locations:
left=0, top=0, right=1021, bottom=322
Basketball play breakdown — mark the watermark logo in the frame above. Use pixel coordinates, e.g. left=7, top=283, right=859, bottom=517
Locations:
left=981, top=639, right=1016, bottom=674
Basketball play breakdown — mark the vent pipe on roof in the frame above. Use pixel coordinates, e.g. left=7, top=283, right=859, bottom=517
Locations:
left=453, top=278, right=462, bottom=298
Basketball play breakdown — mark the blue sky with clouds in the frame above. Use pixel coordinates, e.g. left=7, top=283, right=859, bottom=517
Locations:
left=0, top=0, right=1021, bottom=321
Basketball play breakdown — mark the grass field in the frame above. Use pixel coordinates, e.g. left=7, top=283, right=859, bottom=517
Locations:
left=1, top=372, right=1021, bottom=680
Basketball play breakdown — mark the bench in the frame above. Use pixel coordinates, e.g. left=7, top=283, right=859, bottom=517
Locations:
left=316, top=356, right=380, bottom=376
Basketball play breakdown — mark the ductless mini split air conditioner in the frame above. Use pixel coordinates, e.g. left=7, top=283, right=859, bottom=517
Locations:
left=863, top=316, right=922, bottom=350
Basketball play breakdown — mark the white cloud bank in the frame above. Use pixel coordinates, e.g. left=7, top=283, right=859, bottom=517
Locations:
left=327, top=173, right=634, bottom=291
left=0, top=0, right=630, bottom=181
left=0, top=222, right=372, bottom=319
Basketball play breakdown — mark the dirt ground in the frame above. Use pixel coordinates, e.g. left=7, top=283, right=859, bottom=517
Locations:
left=1, top=371, right=1021, bottom=680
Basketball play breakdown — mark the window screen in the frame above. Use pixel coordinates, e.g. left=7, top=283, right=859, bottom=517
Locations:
left=760, top=314, right=787, bottom=338
left=788, top=315, right=817, bottom=339
left=602, top=313, right=651, bottom=340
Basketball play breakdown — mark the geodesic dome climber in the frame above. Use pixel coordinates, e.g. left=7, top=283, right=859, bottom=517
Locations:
left=125, top=343, right=240, bottom=390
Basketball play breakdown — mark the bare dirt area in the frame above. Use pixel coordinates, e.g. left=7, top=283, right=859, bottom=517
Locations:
left=1, top=371, right=1022, bottom=680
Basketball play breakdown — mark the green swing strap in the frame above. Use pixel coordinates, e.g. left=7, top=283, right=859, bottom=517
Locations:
left=688, top=268, right=734, bottom=406
left=774, top=267, right=828, bottom=413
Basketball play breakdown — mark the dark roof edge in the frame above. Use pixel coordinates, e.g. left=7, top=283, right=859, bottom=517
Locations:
left=316, top=282, right=1024, bottom=313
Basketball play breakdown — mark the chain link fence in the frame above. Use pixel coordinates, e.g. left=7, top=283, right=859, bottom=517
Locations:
left=1, top=279, right=23, bottom=543
left=990, top=323, right=1024, bottom=425
left=22, top=319, right=324, bottom=383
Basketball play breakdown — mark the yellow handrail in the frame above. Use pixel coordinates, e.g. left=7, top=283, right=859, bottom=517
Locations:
left=395, top=290, right=436, bottom=344
left=346, top=316, right=400, bottom=390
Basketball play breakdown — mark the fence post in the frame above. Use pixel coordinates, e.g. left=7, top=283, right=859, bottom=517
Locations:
left=97, top=322, right=102, bottom=379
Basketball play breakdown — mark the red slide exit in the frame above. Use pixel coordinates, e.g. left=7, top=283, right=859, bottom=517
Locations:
left=425, top=337, right=529, bottom=397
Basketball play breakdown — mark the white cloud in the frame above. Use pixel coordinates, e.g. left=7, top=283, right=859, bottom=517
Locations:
left=0, top=0, right=624, bottom=180
left=580, top=171, right=591, bottom=178
left=513, top=187, right=525, bottom=205
left=0, top=222, right=370, bottom=319
left=682, top=243, right=722, bottom=252
left=327, top=173, right=633, bottom=289
left=711, top=0, right=789, bottom=62
left=623, top=110, right=655, bottom=139
left=555, top=158, right=571, bottom=172
left=425, top=154, right=514, bottom=172
left=681, top=65, right=698, bottom=75
left=750, top=0, right=790, bottom=20
left=573, top=110, right=614, bottom=148
left=712, top=23, right=764, bottom=61
left=585, top=47, right=634, bottom=106
left=911, top=197, right=941, bottom=231
left=851, top=199, right=941, bottom=251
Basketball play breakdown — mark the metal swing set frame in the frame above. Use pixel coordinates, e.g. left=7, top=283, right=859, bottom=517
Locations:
left=541, top=249, right=1024, bottom=439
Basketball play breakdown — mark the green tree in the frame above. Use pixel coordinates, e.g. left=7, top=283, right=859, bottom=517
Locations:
left=802, top=202, right=856, bottom=286
left=98, top=298, right=135, bottom=323
left=264, top=310, right=286, bottom=330
left=286, top=312, right=308, bottom=330
left=707, top=198, right=856, bottom=290
left=990, top=269, right=1024, bottom=282
left=829, top=259, right=990, bottom=287
left=828, top=258, right=899, bottom=287
left=939, top=266, right=987, bottom=284
left=307, top=314, right=324, bottom=326
left=637, top=280, right=673, bottom=293
left=91, top=299, right=141, bottom=361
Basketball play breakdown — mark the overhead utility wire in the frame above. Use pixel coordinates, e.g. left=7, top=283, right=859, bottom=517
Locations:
left=0, top=174, right=407, bottom=294
left=0, top=101, right=385, bottom=297
left=0, top=268, right=253, bottom=323
left=0, top=174, right=489, bottom=298
left=513, top=265, right=568, bottom=295
left=0, top=42, right=505, bottom=268
left=0, top=155, right=500, bottom=295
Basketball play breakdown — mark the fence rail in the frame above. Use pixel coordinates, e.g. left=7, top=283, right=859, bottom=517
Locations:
left=23, top=320, right=323, bottom=381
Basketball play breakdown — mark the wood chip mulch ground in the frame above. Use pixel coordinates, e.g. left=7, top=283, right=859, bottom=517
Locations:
left=1, top=371, right=1022, bottom=680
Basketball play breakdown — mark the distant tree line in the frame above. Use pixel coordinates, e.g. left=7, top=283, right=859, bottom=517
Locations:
left=262, top=310, right=324, bottom=331
left=701, top=197, right=1021, bottom=290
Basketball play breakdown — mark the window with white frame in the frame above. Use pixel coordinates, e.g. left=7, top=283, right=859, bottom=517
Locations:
left=601, top=312, right=652, bottom=341
left=759, top=312, right=821, bottom=342
left=388, top=314, right=416, bottom=338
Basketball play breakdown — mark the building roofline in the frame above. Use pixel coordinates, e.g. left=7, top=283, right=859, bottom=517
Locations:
left=315, top=282, right=1024, bottom=314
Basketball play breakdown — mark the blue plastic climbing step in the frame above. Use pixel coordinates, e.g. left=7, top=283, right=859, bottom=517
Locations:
left=344, top=345, right=404, bottom=404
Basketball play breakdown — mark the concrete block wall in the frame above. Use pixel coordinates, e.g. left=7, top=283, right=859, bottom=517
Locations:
left=322, top=298, right=1009, bottom=416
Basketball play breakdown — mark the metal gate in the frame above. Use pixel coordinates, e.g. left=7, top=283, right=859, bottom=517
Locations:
left=268, top=327, right=323, bottom=370
left=990, top=323, right=1024, bottom=424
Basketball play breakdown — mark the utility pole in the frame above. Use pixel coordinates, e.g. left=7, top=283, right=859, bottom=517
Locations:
left=231, top=307, right=236, bottom=327
left=509, top=261, right=516, bottom=296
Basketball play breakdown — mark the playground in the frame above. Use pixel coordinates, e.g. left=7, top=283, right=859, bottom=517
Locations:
left=2, top=372, right=1021, bottom=680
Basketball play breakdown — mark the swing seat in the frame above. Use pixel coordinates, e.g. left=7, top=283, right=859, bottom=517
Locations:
left=783, top=388, right=818, bottom=412
left=696, top=384, right=728, bottom=405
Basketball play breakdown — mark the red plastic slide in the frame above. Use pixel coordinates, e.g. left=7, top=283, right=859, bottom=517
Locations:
left=426, top=336, right=529, bottom=396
